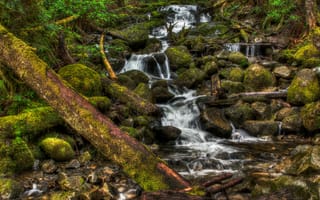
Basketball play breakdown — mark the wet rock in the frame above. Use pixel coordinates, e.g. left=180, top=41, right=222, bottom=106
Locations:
left=40, top=137, right=75, bottom=162
left=0, top=178, right=23, bottom=199
left=41, top=160, right=57, bottom=174
left=153, top=126, right=181, bottom=143
left=58, top=64, right=102, bottom=97
left=200, top=107, right=232, bottom=138
left=227, top=51, right=249, bottom=67
left=251, top=101, right=271, bottom=120
left=273, top=66, right=293, bottom=79
left=151, top=85, right=174, bottom=103
left=302, top=101, right=320, bottom=132
left=225, top=101, right=255, bottom=127
left=175, top=67, right=206, bottom=88
left=65, top=159, right=81, bottom=169
left=57, top=172, right=86, bottom=191
left=287, top=69, right=320, bottom=105
left=165, top=46, right=193, bottom=71
left=243, top=64, right=275, bottom=91
left=281, top=114, right=302, bottom=134
left=243, top=120, right=279, bottom=136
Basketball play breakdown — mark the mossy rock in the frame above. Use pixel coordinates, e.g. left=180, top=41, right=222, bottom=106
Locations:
left=122, top=70, right=149, bottom=86
left=151, top=86, right=174, bottom=103
left=0, top=138, right=35, bottom=173
left=287, top=69, right=320, bottom=105
left=243, top=120, right=279, bottom=136
left=40, top=137, right=75, bottom=161
left=165, top=46, right=193, bottom=71
left=134, top=83, right=152, bottom=101
left=117, top=74, right=136, bottom=90
left=121, top=126, right=141, bottom=139
left=228, top=67, right=244, bottom=82
left=282, top=114, right=302, bottom=134
left=227, top=51, right=248, bottom=67
left=225, top=102, right=255, bottom=127
left=293, top=44, right=320, bottom=65
left=243, top=64, right=275, bottom=91
left=221, top=80, right=245, bottom=95
left=175, top=67, right=206, bottom=88
left=301, top=101, right=320, bottom=132
left=134, top=116, right=151, bottom=127
left=183, top=36, right=207, bottom=53
left=113, top=24, right=149, bottom=50
left=0, top=178, right=23, bottom=199
left=201, top=60, right=218, bottom=76
left=58, top=64, right=102, bottom=97
left=88, top=96, right=111, bottom=113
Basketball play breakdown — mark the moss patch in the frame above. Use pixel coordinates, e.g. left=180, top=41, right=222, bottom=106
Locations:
left=165, top=46, right=193, bottom=71
left=58, top=63, right=102, bottom=97
left=40, top=137, right=75, bottom=161
left=243, top=64, right=275, bottom=91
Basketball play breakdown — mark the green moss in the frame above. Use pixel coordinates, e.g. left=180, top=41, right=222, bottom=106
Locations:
left=120, top=126, right=140, bottom=139
left=228, top=51, right=249, bottom=67
left=175, top=67, right=206, bottom=88
left=50, top=191, right=75, bottom=200
left=229, top=67, right=244, bottom=82
left=243, top=64, right=275, bottom=91
left=165, top=46, right=193, bottom=71
left=287, top=69, right=320, bottom=105
left=11, top=138, right=35, bottom=172
left=301, top=101, right=320, bottom=132
left=221, top=80, right=245, bottom=94
left=134, top=116, right=150, bottom=127
left=0, top=178, right=23, bottom=199
left=293, top=44, right=320, bottom=65
left=88, top=96, right=111, bottom=113
left=134, top=83, right=152, bottom=101
left=40, top=137, right=75, bottom=161
left=58, top=63, right=102, bottom=97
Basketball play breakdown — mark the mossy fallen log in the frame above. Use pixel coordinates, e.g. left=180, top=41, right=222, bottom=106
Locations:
left=102, top=78, right=161, bottom=116
left=0, top=24, right=190, bottom=191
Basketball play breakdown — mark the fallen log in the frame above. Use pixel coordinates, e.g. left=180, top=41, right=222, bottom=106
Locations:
left=99, top=33, right=117, bottom=80
left=0, top=24, right=190, bottom=191
left=102, top=78, right=161, bottom=116
left=201, top=173, right=233, bottom=188
left=206, top=177, right=243, bottom=194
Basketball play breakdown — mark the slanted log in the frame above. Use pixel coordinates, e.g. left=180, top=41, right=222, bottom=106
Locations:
left=0, top=24, right=190, bottom=191
left=141, top=191, right=203, bottom=200
left=206, top=177, right=243, bottom=194
left=99, top=33, right=117, bottom=80
left=102, top=78, right=161, bottom=116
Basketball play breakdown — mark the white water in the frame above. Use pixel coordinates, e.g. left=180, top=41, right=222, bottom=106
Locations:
left=225, top=43, right=261, bottom=57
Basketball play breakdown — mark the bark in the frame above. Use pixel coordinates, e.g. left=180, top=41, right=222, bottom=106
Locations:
left=102, top=78, right=161, bottom=116
left=141, top=191, right=204, bottom=200
left=0, top=24, right=190, bottom=191
left=99, top=33, right=117, bottom=80
left=305, top=0, right=317, bottom=31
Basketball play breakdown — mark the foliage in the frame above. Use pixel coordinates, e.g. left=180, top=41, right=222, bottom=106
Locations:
left=266, top=0, right=300, bottom=23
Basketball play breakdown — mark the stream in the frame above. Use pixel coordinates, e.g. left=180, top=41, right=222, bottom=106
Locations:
left=119, top=4, right=296, bottom=182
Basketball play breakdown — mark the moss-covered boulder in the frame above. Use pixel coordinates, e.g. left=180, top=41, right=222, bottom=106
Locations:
left=301, top=101, right=320, bottom=132
left=151, top=85, right=174, bottom=103
left=58, top=64, right=102, bottom=97
left=134, top=83, right=152, bottom=101
left=225, top=101, right=255, bottom=127
left=243, top=64, right=275, bottom=91
left=273, top=65, right=293, bottom=79
left=251, top=101, right=271, bottom=120
left=286, top=145, right=320, bottom=175
left=0, top=178, right=23, bottom=199
left=0, top=139, right=34, bottom=173
left=40, top=137, right=75, bottom=161
left=88, top=96, right=111, bottom=113
left=287, top=69, right=320, bottom=105
left=200, top=107, right=232, bottom=138
left=282, top=114, right=303, bottom=134
left=201, top=60, right=218, bottom=76
left=165, top=46, right=193, bottom=71
left=227, top=51, right=248, bottom=67
left=117, top=74, right=137, bottom=90
left=175, top=68, right=206, bottom=88
left=243, top=120, right=279, bottom=136
left=153, top=126, right=181, bottom=143
left=228, top=67, right=244, bottom=82
left=293, top=44, right=320, bottom=66
left=221, top=80, right=245, bottom=95
left=122, top=70, right=149, bottom=86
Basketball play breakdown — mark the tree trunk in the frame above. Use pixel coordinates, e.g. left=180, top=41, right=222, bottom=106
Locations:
left=305, top=0, right=317, bottom=31
left=0, top=25, right=190, bottom=191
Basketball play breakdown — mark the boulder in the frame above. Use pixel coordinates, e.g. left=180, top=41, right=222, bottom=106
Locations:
left=243, top=120, right=279, bottom=136
left=251, top=101, right=271, bottom=120
left=175, top=67, right=206, bottom=88
left=281, top=114, right=302, bottom=134
left=201, top=60, right=218, bottom=76
left=165, top=46, right=193, bottom=71
left=58, top=64, right=102, bottom=97
left=121, top=70, right=149, bottom=86
left=225, top=101, right=255, bottom=127
left=243, top=64, right=275, bottom=91
left=293, top=44, right=320, bottom=66
left=228, top=67, right=244, bottom=82
left=200, top=107, right=232, bottom=138
left=117, top=74, right=136, bottom=90
left=151, top=85, right=174, bottom=103
left=0, top=178, right=23, bottom=199
left=114, top=24, right=149, bottom=50
left=221, top=80, right=245, bottom=95
left=40, top=137, right=75, bottom=161
left=153, top=126, right=181, bottom=143
left=286, top=145, right=320, bottom=175
left=227, top=51, right=249, bottom=67
left=134, top=83, right=152, bottom=101
left=273, top=66, right=293, bottom=79
left=301, top=101, right=320, bottom=132
left=287, top=69, right=320, bottom=105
